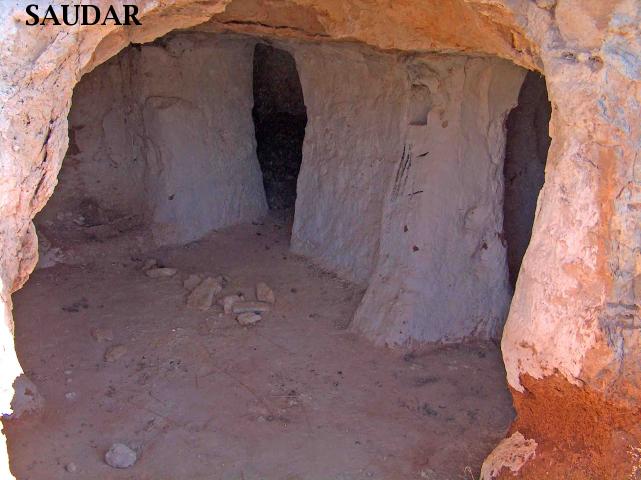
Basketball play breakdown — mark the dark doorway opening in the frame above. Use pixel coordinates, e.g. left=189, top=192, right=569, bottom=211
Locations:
left=503, top=71, right=552, bottom=288
left=252, top=44, right=308, bottom=211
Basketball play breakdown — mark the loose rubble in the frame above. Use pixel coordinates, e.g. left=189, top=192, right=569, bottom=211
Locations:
left=104, top=345, right=128, bottom=362
left=141, top=259, right=157, bottom=271
left=256, top=282, right=276, bottom=304
left=232, top=301, right=271, bottom=314
left=237, top=312, right=262, bottom=326
left=183, top=273, right=203, bottom=291
left=186, top=276, right=223, bottom=310
left=179, top=272, right=273, bottom=324
left=220, top=293, right=244, bottom=314
left=145, top=267, right=177, bottom=278
left=104, top=443, right=137, bottom=469
left=6, top=375, right=45, bottom=420
left=91, top=327, right=114, bottom=343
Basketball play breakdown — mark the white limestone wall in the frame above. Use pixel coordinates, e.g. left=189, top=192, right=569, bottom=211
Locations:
left=36, top=49, right=148, bottom=228
left=38, top=32, right=267, bottom=246
left=289, top=43, right=408, bottom=284
left=351, top=56, right=525, bottom=345
left=285, top=40, right=524, bottom=343
left=137, top=34, right=267, bottom=245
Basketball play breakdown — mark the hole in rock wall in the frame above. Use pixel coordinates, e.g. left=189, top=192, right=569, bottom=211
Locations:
left=503, top=71, right=551, bottom=288
left=408, top=84, right=432, bottom=126
left=252, top=44, right=307, bottom=212
left=5, top=29, right=549, bottom=480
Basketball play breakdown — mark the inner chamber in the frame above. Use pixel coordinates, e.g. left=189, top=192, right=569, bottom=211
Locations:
left=252, top=44, right=307, bottom=212
left=6, top=30, right=550, bottom=479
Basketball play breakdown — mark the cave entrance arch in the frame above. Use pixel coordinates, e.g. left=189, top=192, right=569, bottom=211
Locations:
left=252, top=44, right=308, bottom=213
left=1, top=0, right=631, bottom=477
left=3, top=30, right=545, bottom=479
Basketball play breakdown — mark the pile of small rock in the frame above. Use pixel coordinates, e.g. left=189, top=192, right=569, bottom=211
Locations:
left=142, top=258, right=276, bottom=327
left=185, top=275, right=275, bottom=326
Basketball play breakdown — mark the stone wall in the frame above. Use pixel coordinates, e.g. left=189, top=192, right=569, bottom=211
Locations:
left=290, top=42, right=408, bottom=284
left=37, top=32, right=268, bottom=247
left=352, top=55, right=525, bottom=344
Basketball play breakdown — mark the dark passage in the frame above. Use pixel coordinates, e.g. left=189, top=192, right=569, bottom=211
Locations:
left=503, top=71, right=552, bottom=288
left=252, top=44, right=307, bottom=211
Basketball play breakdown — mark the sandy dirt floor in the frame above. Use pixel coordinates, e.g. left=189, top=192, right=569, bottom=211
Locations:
left=4, top=217, right=514, bottom=480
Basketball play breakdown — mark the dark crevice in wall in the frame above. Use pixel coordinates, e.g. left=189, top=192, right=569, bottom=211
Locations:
left=503, top=71, right=552, bottom=288
left=252, top=43, right=307, bottom=211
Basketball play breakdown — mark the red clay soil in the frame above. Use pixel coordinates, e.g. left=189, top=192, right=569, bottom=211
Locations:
left=498, top=373, right=641, bottom=479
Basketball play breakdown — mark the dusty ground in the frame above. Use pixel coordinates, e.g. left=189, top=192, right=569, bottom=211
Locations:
left=5, top=216, right=513, bottom=479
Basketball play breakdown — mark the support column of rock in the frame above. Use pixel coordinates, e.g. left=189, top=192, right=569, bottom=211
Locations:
left=352, top=56, right=525, bottom=344
left=290, top=42, right=408, bottom=283
left=486, top=1, right=641, bottom=477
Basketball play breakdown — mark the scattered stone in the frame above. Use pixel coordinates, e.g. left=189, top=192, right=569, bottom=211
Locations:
left=142, top=258, right=157, bottom=271
left=183, top=274, right=203, bottom=291
left=104, top=345, right=128, bottom=362
left=145, top=267, right=177, bottom=278
left=65, top=462, right=77, bottom=473
left=104, top=443, right=137, bottom=469
left=237, top=312, right=262, bottom=326
left=91, top=327, right=114, bottom=343
left=36, top=230, right=64, bottom=269
left=256, top=282, right=275, bottom=304
left=480, top=432, right=537, bottom=480
left=186, top=276, right=222, bottom=310
left=220, top=293, right=245, bottom=314
left=6, top=375, right=44, bottom=420
left=232, top=301, right=271, bottom=314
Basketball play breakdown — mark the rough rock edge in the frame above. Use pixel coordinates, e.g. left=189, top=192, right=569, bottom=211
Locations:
left=480, top=432, right=537, bottom=480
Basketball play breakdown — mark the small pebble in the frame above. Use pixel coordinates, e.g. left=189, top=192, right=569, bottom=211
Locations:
left=65, top=462, right=77, bottom=473
left=220, top=294, right=244, bottom=314
left=105, top=443, right=137, bottom=469
left=141, top=258, right=157, bottom=271
left=256, top=282, right=275, bottom=304
left=104, top=345, right=128, bottom=362
left=232, top=301, right=271, bottom=314
left=183, top=274, right=202, bottom=291
left=186, top=277, right=222, bottom=310
left=145, top=267, right=177, bottom=278
left=237, top=312, right=262, bottom=326
left=91, top=327, right=114, bottom=343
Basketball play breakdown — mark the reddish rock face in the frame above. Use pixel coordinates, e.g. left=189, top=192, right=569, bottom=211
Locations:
left=1, top=1, right=640, bottom=478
